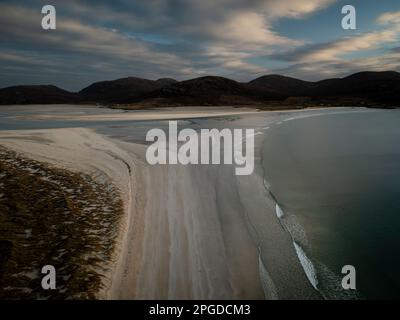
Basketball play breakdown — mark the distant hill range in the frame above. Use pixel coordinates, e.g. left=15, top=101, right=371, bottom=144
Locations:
left=79, top=77, right=178, bottom=103
left=0, top=85, right=80, bottom=105
left=1, top=71, right=399, bottom=108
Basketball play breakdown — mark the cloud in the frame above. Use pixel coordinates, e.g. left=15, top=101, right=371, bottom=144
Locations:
left=292, top=30, right=398, bottom=62
left=377, top=11, right=400, bottom=25
left=266, top=9, right=400, bottom=78
left=0, top=2, right=199, bottom=89
left=272, top=49, right=400, bottom=81
left=64, top=0, right=334, bottom=47
left=0, top=0, right=338, bottom=89
left=262, top=0, right=336, bottom=19
left=2, top=0, right=399, bottom=89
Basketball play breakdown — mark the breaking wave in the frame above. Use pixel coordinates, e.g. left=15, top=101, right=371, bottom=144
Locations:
left=263, top=176, right=319, bottom=292
left=263, top=178, right=360, bottom=299
left=293, top=241, right=318, bottom=290
left=275, top=203, right=284, bottom=219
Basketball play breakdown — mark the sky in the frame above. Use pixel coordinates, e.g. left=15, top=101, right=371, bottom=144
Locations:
left=0, top=0, right=399, bottom=91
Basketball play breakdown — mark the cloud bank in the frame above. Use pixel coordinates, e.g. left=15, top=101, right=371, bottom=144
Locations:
left=0, top=1, right=399, bottom=90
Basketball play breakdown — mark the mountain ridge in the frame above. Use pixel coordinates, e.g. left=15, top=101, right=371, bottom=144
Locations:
left=1, top=71, right=399, bottom=108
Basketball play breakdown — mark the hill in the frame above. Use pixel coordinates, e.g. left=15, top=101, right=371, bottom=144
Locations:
left=0, top=85, right=79, bottom=105
left=308, top=71, right=400, bottom=105
left=247, top=74, right=313, bottom=96
left=79, top=77, right=178, bottom=103
left=1, top=71, right=399, bottom=107
left=142, top=76, right=283, bottom=105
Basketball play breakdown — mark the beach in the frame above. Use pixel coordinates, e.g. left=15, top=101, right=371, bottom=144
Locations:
left=0, top=105, right=325, bottom=299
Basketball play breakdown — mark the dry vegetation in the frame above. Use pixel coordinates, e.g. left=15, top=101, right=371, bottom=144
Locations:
left=0, top=147, right=124, bottom=299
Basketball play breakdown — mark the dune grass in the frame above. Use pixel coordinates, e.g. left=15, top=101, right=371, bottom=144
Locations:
left=0, top=147, right=124, bottom=299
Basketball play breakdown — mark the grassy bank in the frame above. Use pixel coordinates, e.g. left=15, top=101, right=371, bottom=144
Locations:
left=0, top=147, right=124, bottom=299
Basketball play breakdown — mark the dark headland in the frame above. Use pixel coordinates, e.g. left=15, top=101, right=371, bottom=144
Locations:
left=1, top=71, right=399, bottom=109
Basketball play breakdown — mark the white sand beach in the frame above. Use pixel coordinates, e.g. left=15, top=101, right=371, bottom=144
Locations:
left=0, top=106, right=321, bottom=299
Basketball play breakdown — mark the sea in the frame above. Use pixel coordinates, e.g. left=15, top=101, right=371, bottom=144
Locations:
left=260, top=108, right=400, bottom=299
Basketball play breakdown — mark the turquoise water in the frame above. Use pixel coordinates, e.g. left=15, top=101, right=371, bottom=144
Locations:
left=261, top=110, right=400, bottom=299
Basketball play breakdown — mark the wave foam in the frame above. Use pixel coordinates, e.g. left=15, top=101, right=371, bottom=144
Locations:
left=275, top=203, right=284, bottom=219
left=293, top=241, right=318, bottom=290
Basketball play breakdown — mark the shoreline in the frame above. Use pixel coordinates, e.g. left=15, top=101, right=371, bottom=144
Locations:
left=0, top=106, right=333, bottom=299
left=232, top=115, right=321, bottom=299
left=1, top=104, right=392, bottom=122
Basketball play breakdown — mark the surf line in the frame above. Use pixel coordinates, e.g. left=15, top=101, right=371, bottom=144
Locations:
left=145, top=120, right=255, bottom=175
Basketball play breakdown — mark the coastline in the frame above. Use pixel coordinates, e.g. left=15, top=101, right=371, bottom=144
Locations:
left=0, top=106, right=327, bottom=299
left=2, top=104, right=388, bottom=124
left=232, top=115, right=321, bottom=299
